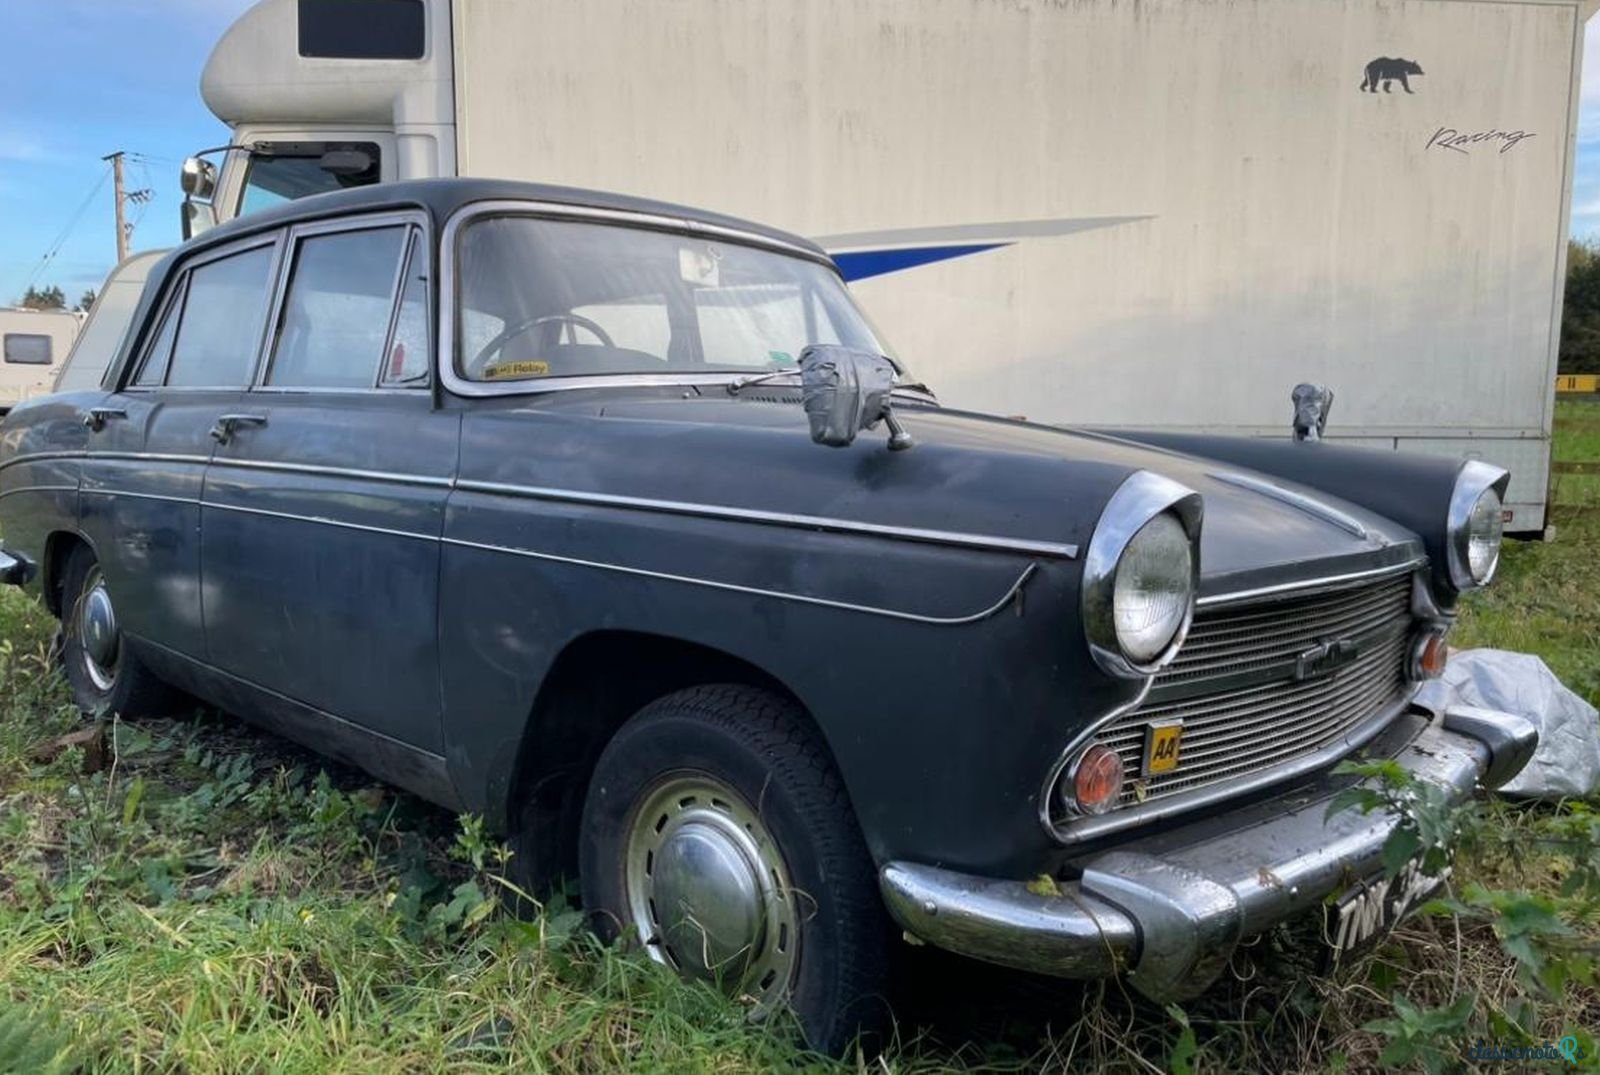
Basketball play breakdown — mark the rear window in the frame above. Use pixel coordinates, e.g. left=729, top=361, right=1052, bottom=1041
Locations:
left=3, top=333, right=52, bottom=365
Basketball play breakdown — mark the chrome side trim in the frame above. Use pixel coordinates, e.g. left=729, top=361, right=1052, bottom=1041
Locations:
left=444, top=535, right=1039, bottom=625
left=1209, top=471, right=1370, bottom=540
left=0, top=484, right=78, bottom=501
left=204, top=500, right=438, bottom=543
left=209, top=456, right=455, bottom=489
left=1045, top=692, right=1415, bottom=844
left=1195, top=557, right=1426, bottom=608
left=82, top=489, right=197, bottom=506
left=1037, top=678, right=1154, bottom=837
left=454, top=479, right=1078, bottom=559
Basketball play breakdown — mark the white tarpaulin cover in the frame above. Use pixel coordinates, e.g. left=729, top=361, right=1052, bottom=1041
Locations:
left=1419, top=649, right=1600, bottom=799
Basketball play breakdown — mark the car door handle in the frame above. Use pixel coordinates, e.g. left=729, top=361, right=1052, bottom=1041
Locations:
left=81, top=406, right=126, bottom=432
left=209, top=413, right=269, bottom=445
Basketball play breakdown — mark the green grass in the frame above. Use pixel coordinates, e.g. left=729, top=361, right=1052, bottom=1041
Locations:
left=0, top=406, right=1596, bottom=1073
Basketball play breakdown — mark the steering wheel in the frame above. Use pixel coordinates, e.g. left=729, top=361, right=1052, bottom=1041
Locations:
left=469, top=312, right=617, bottom=374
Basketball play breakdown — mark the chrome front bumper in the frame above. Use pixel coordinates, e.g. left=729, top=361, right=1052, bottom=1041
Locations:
left=880, top=705, right=1536, bottom=1002
left=0, top=548, right=32, bottom=587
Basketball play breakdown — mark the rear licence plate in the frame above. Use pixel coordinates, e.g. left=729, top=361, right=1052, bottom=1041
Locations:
left=1324, top=859, right=1451, bottom=965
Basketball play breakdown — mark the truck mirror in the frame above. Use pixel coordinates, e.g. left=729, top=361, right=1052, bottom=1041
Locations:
left=799, top=345, right=915, bottom=452
left=181, top=199, right=217, bottom=242
left=180, top=156, right=217, bottom=199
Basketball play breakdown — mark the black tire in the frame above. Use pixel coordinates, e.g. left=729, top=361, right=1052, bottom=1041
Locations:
left=579, top=684, right=892, bottom=1055
left=60, top=544, right=179, bottom=719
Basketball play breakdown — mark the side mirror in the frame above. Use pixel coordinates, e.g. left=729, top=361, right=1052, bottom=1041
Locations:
left=1291, top=382, right=1335, bottom=443
left=799, top=345, right=914, bottom=451
left=180, top=156, right=218, bottom=199
left=180, top=199, right=217, bottom=241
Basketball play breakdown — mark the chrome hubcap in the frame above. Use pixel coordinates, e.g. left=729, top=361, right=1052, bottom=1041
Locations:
left=624, top=774, right=799, bottom=1004
left=77, top=567, right=120, bottom=692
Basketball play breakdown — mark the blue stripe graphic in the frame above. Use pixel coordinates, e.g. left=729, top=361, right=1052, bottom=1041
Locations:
left=832, top=242, right=1012, bottom=282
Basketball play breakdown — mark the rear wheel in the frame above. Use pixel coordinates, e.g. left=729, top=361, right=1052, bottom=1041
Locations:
left=579, top=684, right=892, bottom=1055
left=60, top=545, right=178, bottom=718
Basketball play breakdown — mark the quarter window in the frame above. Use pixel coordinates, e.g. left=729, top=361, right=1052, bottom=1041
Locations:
left=267, top=226, right=408, bottom=389
left=381, top=233, right=431, bottom=385
left=2, top=333, right=52, bottom=365
left=165, top=245, right=277, bottom=388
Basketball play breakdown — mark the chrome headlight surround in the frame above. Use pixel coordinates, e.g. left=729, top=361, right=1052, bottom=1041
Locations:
left=1445, top=460, right=1510, bottom=591
left=1082, top=471, right=1204, bottom=679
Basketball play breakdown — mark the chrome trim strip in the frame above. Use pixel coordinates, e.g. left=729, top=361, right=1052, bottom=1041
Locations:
left=1037, top=678, right=1154, bottom=836
left=81, top=489, right=198, bottom=506
left=0, top=484, right=77, bottom=501
left=1209, top=471, right=1369, bottom=540
left=1196, top=558, right=1426, bottom=608
left=1046, top=691, right=1416, bottom=844
left=444, top=535, right=1039, bottom=625
left=205, top=500, right=438, bottom=543
left=209, top=456, right=455, bottom=489
left=455, top=479, right=1078, bottom=559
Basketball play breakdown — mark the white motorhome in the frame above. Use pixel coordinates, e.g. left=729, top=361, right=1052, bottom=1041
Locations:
left=0, top=308, right=80, bottom=414
left=154, top=0, right=1597, bottom=532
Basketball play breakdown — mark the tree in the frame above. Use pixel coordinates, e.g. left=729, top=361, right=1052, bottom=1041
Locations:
left=1560, top=239, right=1600, bottom=375
left=75, top=289, right=97, bottom=313
left=18, top=285, right=65, bottom=311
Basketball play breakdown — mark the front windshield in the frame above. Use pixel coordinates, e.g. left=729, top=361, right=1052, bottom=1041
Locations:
left=455, top=215, right=896, bottom=383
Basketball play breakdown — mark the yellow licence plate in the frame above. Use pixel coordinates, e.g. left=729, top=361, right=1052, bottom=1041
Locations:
left=1143, top=721, right=1183, bottom=776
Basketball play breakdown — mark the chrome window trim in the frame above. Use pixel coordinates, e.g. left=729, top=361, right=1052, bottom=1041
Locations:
left=1208, top=470, right=1369, bottom=540
left=253, top=210, right=431, bottom=392
left=121, top=231, right=287, bottom=392
left=1445, top=459, right=1511, bottom=591
left=437, top=199, right=839, bottom=401
left=453, top=478, right=1079, bottom=559
left=1081, top=470, right=1203, bottom=680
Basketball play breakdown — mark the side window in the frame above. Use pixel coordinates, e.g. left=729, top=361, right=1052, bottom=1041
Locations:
left=381, top=232, right=431, bottom=385
left=266, top=226, right=407, bottom=389
left=165, top=245, right=277, bottom=388
left=3, top=334, right=52, bottom=365
left=133, top=282, right=185, bottom=387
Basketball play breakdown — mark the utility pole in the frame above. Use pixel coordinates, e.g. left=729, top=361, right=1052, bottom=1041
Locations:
left=103, top=151, right=127, bottom=263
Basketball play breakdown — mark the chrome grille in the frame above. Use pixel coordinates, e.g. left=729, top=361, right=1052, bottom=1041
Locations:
left=1099, top=571, right=1414, bottom=807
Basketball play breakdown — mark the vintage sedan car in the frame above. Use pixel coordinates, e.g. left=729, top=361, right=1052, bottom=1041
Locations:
left=0, top=179, right=1535, bottom=1052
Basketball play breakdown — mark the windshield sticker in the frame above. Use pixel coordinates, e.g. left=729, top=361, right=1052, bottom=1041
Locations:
left=679, top=245, right=721, bottom=287
left=483, top=360, right=550, bottom=380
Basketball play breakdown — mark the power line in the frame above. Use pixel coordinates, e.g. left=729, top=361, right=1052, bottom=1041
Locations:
left=20, top=163, right=112, bottom=296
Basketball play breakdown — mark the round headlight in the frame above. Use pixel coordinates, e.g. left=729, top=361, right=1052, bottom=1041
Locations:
left=1464, top=486, right=1504, bottom=584
left=1113, top=513, right=1194, bottom=664
left=1446, top=461, right=1508, bottom=591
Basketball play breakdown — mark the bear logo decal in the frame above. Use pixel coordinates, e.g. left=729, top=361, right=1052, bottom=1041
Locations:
left=1361, top=57, right=1424, bottom=94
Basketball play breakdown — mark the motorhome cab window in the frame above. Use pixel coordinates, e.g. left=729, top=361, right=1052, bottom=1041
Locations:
left=298, top=0, right=425, bottom=60
left=2, top=334, right=51, bottom=365
left=455, top=216, right=887, bottom=382
left=240, top=144, right=382, bottom=215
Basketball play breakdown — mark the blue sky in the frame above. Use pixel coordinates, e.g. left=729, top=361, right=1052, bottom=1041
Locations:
left=2, top=1, right=1600, bottom=305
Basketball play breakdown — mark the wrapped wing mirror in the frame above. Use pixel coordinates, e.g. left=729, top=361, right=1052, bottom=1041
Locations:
left=1291, top=382, right=1334, bottom=443
left=799, top=345, right=914, bottom=451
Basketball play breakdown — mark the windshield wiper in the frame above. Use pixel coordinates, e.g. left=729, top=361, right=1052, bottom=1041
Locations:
left=726, top=369, right=801, bottom=395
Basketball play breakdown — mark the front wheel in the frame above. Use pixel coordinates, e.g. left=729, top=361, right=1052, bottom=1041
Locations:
left=579, top=685, right=892, bottom=1055
left=60, top=545, right=178, bottom=718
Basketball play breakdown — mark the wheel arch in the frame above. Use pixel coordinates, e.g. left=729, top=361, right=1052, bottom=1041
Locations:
left=41, top=529, right=92, bottom=617
left=501, top=629, right=847, bottom=892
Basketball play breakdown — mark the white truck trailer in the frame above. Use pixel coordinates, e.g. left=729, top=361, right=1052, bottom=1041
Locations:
left=0, top=308, right=80, bottom=415
left=139, top=0, right=1597, bottom=532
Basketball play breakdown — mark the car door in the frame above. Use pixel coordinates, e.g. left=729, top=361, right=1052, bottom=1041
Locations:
left=78, top=234, right=283, bottom=663
left=199, top=214, right=455, bottom=753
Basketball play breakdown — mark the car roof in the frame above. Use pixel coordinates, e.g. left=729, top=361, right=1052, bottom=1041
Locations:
left=184, top=177, right=827, bottom=261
